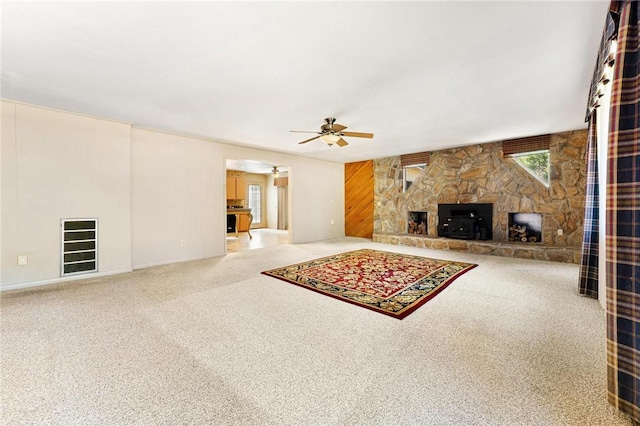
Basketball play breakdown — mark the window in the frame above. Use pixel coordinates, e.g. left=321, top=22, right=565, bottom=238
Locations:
left=400, top=152, right=430, bottom=193
left=503, top=135, right=550, bottom=187
left=403, top=165, right=425, bottom=192
left=512, top=150, right=550, bottom=187
left=248, top=184, right=262, bottom=223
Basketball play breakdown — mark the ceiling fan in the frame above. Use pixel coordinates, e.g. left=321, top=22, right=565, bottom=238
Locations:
left=290, top=117, right=374, bottom=147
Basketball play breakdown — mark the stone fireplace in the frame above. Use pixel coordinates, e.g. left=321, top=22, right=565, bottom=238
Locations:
left=371, top=129, right=588, bottom=264
left=437, top=203, right=492, bottom=240
left=407, top=211, right=427, bottom=234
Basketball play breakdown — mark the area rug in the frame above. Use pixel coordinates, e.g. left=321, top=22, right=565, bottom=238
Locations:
left=262, top=249, right=477, bottom=319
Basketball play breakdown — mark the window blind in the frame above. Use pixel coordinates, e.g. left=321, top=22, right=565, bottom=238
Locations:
left=400, top=151, right=430, bottom=167
left=502, top=135, right=550, bottom=156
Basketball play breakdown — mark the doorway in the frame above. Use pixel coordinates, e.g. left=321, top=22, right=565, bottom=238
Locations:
left=225, top=159, right=290, bottom=253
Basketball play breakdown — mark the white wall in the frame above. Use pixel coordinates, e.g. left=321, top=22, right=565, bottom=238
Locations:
left=131, top=128, right=225, bottom=268
left=1, top=102, right=15, bottom=287
left=1, top=100, right=345, bottom=288
left=1, top=101, right=132, bottom=288
left=289, top=162, right=344, bottom=243
left=131, top=129, right=344, bottom=268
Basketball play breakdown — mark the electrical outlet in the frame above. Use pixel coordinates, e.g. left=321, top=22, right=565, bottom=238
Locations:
left=331, top=219, right=334, bottom=225
left=17, top=255, right=28, bottom=266
left=557, top=229, right=563, bottom=236
left=180, top=239, right=186, bottom=246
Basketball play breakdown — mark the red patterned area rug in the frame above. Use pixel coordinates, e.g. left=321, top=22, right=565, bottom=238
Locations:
left=262, top=249, right=477, bottom=319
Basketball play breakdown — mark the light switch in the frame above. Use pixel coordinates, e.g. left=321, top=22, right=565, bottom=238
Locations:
left=17, top=255, right=28, bottom=266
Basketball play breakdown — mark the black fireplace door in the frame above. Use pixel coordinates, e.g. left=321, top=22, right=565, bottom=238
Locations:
left=447, top=217, right=476, bottom=239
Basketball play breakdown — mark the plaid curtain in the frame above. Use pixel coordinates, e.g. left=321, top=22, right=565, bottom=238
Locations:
left=606, top=0, right=640, bottom=421
left=586, top=8, right=620, bottom=121
left=578, top=113, right=599, bottom=298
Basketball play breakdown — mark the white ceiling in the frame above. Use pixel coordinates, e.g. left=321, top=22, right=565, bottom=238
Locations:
left=226, top=158, right=287, bottom=175
left=1, top=1, right=608, bottom=164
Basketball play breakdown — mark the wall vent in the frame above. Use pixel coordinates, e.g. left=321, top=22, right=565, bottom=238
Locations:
left=61, top=219, right=98, bottom=276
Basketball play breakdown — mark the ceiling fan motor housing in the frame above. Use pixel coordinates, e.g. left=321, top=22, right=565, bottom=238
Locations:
left=321, top=117, right=338, bottom=133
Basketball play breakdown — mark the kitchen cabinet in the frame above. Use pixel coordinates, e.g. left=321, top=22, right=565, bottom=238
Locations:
left=226, top=177, right=246, bottom=200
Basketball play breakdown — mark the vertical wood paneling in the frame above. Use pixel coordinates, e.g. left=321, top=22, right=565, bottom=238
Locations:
left=345, top=160, right=374, bottom=238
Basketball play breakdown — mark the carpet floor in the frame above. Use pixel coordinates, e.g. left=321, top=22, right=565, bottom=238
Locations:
left=0, top=238, right=633, bottom=425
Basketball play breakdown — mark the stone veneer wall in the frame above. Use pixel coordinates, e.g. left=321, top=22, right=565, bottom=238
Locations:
left=373, top=130, right=587, bottom=257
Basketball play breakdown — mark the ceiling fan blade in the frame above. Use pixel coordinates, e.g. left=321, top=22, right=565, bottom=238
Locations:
left=290, top=130, right=320, bottom=134
left=341, top=131, right=374, bottom=139
left=332, top=123, right=347, bottom=132
left=298, top=135, right=323, bottom=144
left=336, top=138, right=349, bottom=147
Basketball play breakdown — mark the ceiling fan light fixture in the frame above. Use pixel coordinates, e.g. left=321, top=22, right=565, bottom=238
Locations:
left=320, top=134, right=341, bottom=145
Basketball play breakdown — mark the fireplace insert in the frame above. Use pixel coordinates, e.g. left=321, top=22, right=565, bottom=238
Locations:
left=437, top=203, right=492, bottom=240
left=446, top=215, right=476, bottom=239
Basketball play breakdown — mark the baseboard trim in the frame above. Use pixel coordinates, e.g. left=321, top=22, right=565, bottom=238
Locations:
left=0, top=268, right=134, bottom=292
left=132, top=255, right=221, bottom=271
left=132, top=259, right=183, bottom=270
left=3, top=254, right=226, bottom=292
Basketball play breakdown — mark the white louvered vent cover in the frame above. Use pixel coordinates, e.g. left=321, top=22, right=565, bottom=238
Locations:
left=61, top=219, right=98, bottom=276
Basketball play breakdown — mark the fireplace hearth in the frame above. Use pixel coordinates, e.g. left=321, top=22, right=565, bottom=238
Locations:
left=438, top=203, right=492, bottom=240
